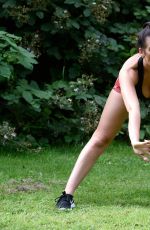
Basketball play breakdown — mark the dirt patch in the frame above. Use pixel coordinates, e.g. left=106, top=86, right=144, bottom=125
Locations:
left=1, top=178, right=49, bottom=194
left=49, top=179, right=66, bottom=186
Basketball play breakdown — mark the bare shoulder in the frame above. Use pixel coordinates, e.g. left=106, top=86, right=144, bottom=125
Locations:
left=121, top=53, right=142, bottom=71
left=119, top=53, right=141, bottom=84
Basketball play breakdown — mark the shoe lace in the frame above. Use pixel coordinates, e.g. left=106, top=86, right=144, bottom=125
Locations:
left=55, top=191, right=66, bottom=203
left=55, top=191, right=73, bottom=203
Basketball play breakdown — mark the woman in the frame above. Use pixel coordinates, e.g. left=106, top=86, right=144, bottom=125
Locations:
left=55, top=22, right=150, bottom=210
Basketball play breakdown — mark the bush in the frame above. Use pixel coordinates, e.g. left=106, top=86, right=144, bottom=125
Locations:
left=0, top=121, right=16, bottom=145
left=0, top=0, right=150, bottom=146
left=0, top=0, right=111, bottom=146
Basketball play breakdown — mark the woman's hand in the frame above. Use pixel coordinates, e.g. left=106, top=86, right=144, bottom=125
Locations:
left=132, top=140, right=150, bottom=162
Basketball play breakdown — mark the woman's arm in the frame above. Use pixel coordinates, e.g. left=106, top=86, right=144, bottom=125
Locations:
left=119, top=68, right=140, bottom=145
left=119, top=63, right=150, bottom=160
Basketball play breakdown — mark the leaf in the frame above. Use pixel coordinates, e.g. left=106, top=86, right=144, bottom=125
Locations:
left=85, top=29, right=97, bottom=38
left=2, top=38, right=17, bottom=51
left=69, top=19, right=80, bottom=29
left=54, top=7, right=64, bottom=17
left=74, top=1, right=84, bottom=8
left=15, top=47, right=37, bottom=70
left=41, top=23, right=52, bottom=32
left=83, top=9, right=91, bottom=17
left=0, top=31, right=37, bottom=70
left=94, top=95, right=106, bottom=106
left=30, top=100, right=41, bottom=112
left=2, top=93, right=19, bottom=104
left=130, top=47, right=137, bottom=56
left=76, top=93, right=92, bottom=100
left=32, top=90, right=52, bottom=99
left=140, top=129, right=145, bottom=139
left=108, top=38, right=119, bottom=51
left=64, top=0, right=75, bottom=4
left=146, top=6, right=150, bottom=13
left=30, top=81, right=40, bottom=90
left=0, top=62, right=13, bottom=79
left=36, top=11, right=44, bottom=19
left=146, top=126, right=150, bottom=135
left=22, top=91, right=33, bottom=103
left=0, top=31, right=20, bottom=41
left=0, top=43, right=8, bottom=49
left=2, top=0, right=16, bottom=8
left=52, top=80, right=69, bottom=89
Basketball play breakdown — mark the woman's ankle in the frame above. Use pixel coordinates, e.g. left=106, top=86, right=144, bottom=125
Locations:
left=64, top=188, right=74, bottom=196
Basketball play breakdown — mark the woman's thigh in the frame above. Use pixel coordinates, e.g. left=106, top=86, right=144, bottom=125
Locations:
left=93, top=89, right=128, bottom=141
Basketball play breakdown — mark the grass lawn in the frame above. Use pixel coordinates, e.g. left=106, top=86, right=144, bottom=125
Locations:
left=0, top=140, right=150, bottom=230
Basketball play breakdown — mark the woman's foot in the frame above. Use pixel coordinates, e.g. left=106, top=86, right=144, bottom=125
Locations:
left=55, top=191, right=75, bottom=210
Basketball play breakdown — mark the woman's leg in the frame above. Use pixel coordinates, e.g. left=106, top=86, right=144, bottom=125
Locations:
left=65, top=90, right=128, bottom=195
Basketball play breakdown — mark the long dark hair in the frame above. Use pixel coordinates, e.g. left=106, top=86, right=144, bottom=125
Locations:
left=137, top=22, right=150, bottom=48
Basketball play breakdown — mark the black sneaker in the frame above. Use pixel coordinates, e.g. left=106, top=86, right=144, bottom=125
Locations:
left=55, top=191, right=75, bottom=210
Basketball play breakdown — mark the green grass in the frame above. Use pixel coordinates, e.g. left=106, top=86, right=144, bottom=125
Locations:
left=1, top=141, right=150, bottom=229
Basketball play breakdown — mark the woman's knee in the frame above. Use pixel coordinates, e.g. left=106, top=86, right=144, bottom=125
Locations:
left=91, top=133, right=112, bottom=149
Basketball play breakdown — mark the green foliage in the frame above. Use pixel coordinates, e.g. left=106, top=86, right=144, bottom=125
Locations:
left=47, top=75, right=106, bottom=143
left=0, top=121, right=16, bottom=145
left=0, top=30, right=39, bottom=147
left=0, top=0, right=112, bottom=81
left=140, top=101, right=150, bottom=139
left=0, top=0, right=111, bottom=146
left=2, top=74, right=106, bottom=145
left=0, top=31, right=37, bottom=81
left=0, top=0, right=150, bottom=146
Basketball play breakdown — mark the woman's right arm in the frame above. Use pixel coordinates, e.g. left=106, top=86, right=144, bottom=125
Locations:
left=119, top=62, right=150, bottom=161
left=119, top=67, right=141, bottom=145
